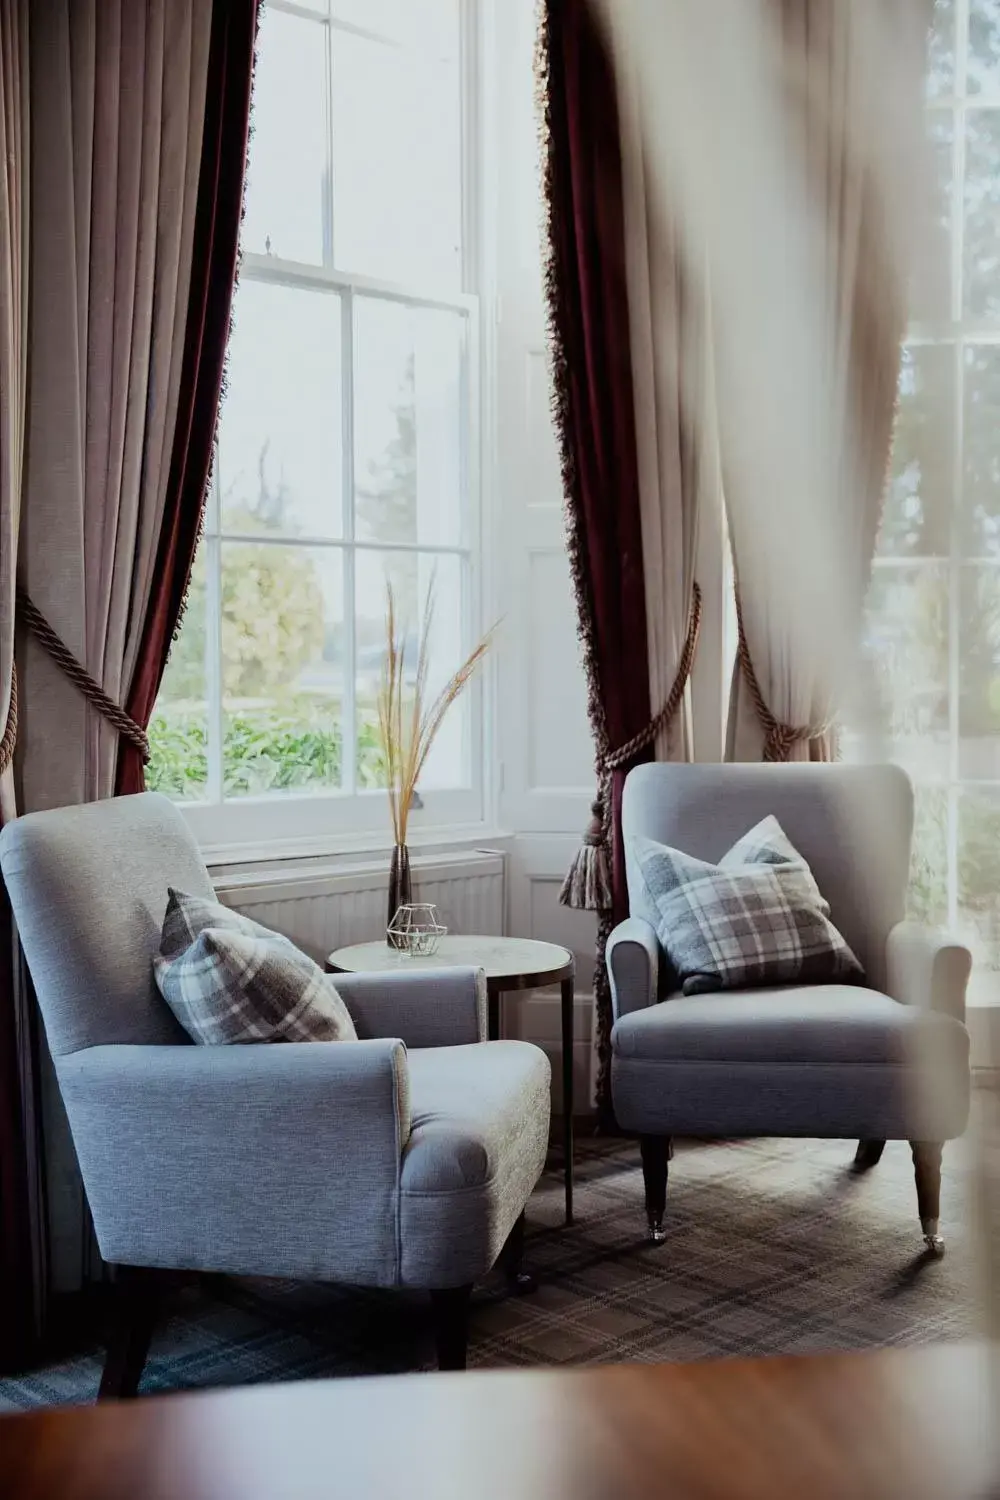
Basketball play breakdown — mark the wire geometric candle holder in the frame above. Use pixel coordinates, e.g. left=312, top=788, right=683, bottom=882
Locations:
left=386, top=903, right=448, bottom=957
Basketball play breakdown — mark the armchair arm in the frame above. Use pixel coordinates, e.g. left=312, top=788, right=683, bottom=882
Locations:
left=885, top=920, right=972, bottom=1024
left=607, top=917, right=660, bottom=1023
left=57, top=1040, right=409, bottom=1284
left=332, top=965, right=488, bottom=1048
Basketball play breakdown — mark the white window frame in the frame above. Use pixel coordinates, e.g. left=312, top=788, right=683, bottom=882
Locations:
left=169, top=0, right=492, bottom=862
left=871, top=0, right=1000, bottom=998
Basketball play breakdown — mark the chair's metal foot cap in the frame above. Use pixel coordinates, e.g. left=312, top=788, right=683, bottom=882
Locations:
left=647, top=1218, right=667, bottom=1245
left=506, top=1270, right=538, bottom=1295
left=922, top=1219, right=945, bottom=1256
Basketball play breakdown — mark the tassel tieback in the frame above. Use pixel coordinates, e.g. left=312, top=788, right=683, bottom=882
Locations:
left=559, top=798, right=613, bottom=912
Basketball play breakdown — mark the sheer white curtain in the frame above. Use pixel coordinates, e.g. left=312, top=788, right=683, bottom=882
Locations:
left=602, top=0, right=930, bottom=766
left=722, top=0, right=930, bottom=763
left=608, top=2, right=707, bottom=764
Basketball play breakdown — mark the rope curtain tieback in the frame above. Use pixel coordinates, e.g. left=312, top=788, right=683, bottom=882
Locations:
left=560, top=582, right=703, bottom=913
left=15, top=586, right=150, bottom=764
left=605, top=582, right=703, bottom=772
left=0, top=661, right=17, bottom=775
left=734, top=590, right=829, bottom=763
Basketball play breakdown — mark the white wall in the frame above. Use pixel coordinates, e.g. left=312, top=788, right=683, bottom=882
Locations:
left=485, top=0, right=599, bottom=1102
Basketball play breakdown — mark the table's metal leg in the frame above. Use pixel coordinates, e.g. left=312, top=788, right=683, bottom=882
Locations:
left=560, top=975, right=574, bottom=1225
left=488, top=989, right=501, bottom=1042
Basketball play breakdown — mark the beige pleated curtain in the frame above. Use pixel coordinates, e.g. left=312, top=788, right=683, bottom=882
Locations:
left=0, top=0, right=27, bottom=822
left=0, top=0, right=30, bottom=1364
left=17, top=0, right=212, bottom=1291
left=19, top=0, right=212, bottom=817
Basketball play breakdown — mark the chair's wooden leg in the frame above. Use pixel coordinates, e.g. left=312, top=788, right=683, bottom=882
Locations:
left=640, top=1135, right=671, bottom=1245
left=98, top=1267, right=163, bottom=1401
left=429, top=1286, right=473, bottom=1372
left=500, top=1211, right=537, bottom=1294
left=854, top=1139, right=886, bottom=1171
left=911, top=1141, right=945, bottom=1256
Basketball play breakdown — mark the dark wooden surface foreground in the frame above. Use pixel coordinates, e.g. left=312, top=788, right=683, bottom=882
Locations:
left=0, top=1342, right=993, bottom=1500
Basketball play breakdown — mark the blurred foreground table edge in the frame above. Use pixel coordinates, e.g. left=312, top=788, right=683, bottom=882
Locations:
left=0, top=1342, right=993, bottom=1500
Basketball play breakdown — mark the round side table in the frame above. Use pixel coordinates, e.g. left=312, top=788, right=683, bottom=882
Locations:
left=327, top=935, right=576, bottom=1225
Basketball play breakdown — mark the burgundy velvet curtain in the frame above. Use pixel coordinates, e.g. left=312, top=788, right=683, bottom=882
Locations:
left=539, top=0, right=652, bottom=1112
left=117, top=0, right=258, bottom=795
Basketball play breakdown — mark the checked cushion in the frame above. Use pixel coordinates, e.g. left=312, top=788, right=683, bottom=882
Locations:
left=154, top=888, right=358, bottom=1045
left=631, top=817, right=863, bottom=996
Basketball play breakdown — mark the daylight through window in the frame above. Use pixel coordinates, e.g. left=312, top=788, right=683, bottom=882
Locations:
left=148, top=0, right=480, bottom=844
left=864, top=0, right=1000, bottom=998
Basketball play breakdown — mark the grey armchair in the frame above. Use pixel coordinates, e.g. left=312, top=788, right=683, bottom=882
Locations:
left=607, top=764, right=971, bottom=1253
left=0, top=793, right=551, bottom=1390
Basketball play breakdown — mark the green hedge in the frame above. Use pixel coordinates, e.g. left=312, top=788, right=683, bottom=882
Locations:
left=147, top=701, right=386, bottom=800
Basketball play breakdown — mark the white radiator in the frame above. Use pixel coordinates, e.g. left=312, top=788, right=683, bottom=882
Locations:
left=214, top=850, right=505, bottom=967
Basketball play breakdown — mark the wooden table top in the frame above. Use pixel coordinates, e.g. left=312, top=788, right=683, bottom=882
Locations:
left=328, top=934, right=574, bottom=991
left=0, top=1343, right=992, bottom=1500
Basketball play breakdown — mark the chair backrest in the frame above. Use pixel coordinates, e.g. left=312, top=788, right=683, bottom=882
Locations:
left=0, top=793, right=215, bottom=1056
left=621, top=763, right=913, bottom=990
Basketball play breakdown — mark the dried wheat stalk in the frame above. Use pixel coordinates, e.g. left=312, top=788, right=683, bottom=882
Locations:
left=377, top=574, right=495, bottom=847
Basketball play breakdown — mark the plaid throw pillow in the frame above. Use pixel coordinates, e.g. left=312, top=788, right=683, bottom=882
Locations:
left=631, top=820, right=863, bottom=996
left=154, top=889, right=358, bottom=1045
left=721, top=814, right=831, bottom=912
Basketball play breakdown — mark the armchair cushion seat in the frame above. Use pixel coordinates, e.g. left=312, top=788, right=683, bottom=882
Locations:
left=612, top=986, right=968, bottom=1067
left=611, top=985, right=970, bottom=1142
left=399, top=1040, right=551, bottom=1288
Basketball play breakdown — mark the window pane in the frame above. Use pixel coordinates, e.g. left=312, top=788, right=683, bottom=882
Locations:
left=218, top=282, right=342, bottom=540
left=878, top=346, right=953, bottom=557
left=221, top=543, right=345, bottom=797
left=964, top=110, right=1000, bottom=317
left=927, top=0, right=955, bottom=100
left=968, top=0, right=1000, bottom=95
left=959, top=565, right=1000, bottom=775
left=331, top=31, right=461, bottom=286
left=147, top=546, right=209, bottom=802
left=959, top=788, right=1000, bottom=976
left=963, top=346, right=1000, bottom=556
left=908, top=784, right=949, bottom=926
left=864, top=565, right=949, bottom=774
left=242, top=12, right=328, bottom=264
left=354, top=550, right=468, bottom=790
left=332, top=0, right=459, bottom=54
left=911, top=113, right=952, bottom=322
left=353, top=298, right=464, bottom=546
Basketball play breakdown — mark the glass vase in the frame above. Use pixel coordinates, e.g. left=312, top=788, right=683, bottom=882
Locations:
left=387, top=843, right=413, bottom=948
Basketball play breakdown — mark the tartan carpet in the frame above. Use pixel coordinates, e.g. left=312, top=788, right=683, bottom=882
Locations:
left=0, top=1135, right=975, bottom=1409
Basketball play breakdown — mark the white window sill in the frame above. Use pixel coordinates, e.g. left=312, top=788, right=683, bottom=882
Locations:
left=203, top=822, right=514, bottom=880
